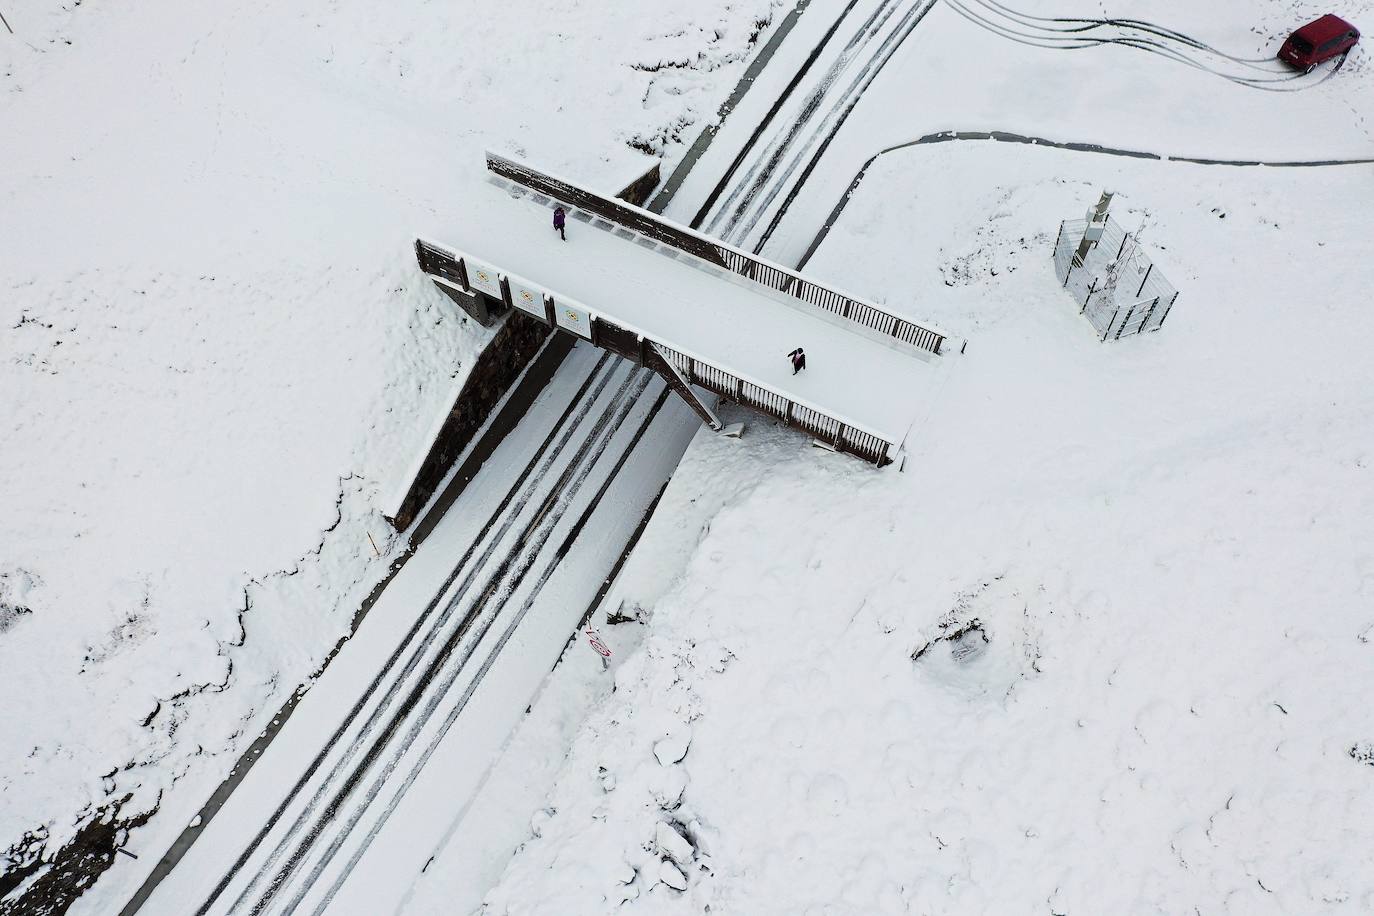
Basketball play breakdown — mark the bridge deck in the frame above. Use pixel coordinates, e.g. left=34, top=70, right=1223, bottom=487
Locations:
left=431, top=178, right=938, bottom=449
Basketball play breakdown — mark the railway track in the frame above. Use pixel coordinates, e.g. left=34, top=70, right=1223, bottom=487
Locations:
left=180, top=356, right=666, bottom=914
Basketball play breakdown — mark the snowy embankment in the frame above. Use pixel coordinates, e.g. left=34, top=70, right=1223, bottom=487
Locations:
left=478, top=141, right=1374, bottom=912
left=0, top=0, right=782, bottom=899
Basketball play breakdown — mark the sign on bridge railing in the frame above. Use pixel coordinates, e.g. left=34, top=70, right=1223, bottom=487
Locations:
left=508, top=281, right=546, bottom=320
left=465, top=258, right=502, bottom=299
left=555, top=301, right=592, bottom=340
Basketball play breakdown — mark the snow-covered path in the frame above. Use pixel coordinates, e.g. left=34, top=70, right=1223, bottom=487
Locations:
left=126, top=346, right=696, bottom=916
left=426, top=176, right=943, bottom=450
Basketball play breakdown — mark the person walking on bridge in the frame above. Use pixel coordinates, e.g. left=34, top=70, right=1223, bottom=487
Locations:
left=788, top=347, right=806, bottom=375
left=553, top=205, right=567, bottom=241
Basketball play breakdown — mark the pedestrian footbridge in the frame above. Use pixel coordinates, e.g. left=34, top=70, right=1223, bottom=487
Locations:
left=416, top=153, right=952, bottom=466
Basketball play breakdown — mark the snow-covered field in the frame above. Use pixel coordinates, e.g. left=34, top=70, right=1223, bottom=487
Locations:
left=471, top=4, right=1374, bottom=912
left=0, top=0, right=782, bottom=898
left=7, top=0, right=1374, bottom=911
left=679, top=0, right=1374, bottom=263
left=481, top=150, right=1374, bottom=916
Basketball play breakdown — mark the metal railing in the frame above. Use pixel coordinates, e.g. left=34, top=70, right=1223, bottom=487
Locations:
left=646, top=339, right=892, bottom=465
left=486, top=151, right=947, bottom=356
left=415, top=237, right=897, bottom=466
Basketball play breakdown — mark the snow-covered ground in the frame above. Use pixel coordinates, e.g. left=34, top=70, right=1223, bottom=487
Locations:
left=126, top=343, right=699, bottom=916
left=666, top=0, right=1374, bottom=262
left=480, top=150, right=1374, bottom=916
left=471, top=4, right=1374, bottom=911
left=8, top=0, right=1374, bottom=910
left=0, top=0, right=783, bottom=900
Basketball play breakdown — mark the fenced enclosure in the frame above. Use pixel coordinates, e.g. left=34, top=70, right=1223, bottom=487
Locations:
left=1053, top=216, right=1178, bottom=340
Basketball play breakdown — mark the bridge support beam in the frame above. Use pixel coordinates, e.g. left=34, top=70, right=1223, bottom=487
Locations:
left=429, top=276, right=506, bottom=328
left=644, top=342, right=723, bottom=432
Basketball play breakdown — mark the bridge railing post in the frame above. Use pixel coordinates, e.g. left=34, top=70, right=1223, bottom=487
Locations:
left=499, top=275, right=513, bottom=313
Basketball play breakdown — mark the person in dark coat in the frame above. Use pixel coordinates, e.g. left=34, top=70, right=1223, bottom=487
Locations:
left=788, top=347, right=806, bottom=374
left=553, top=206, right=567, bottom=241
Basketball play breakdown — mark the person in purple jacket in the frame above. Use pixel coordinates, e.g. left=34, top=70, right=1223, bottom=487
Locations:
left=788, top=347, right=806, bottom=374
left=553, top=205, right=567, bottom=241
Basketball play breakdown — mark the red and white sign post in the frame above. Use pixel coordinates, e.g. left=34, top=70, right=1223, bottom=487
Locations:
left=585, top=628, right=611, bottom=666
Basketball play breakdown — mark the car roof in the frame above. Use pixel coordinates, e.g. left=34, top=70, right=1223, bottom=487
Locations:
left=1293, top=14, right=1358, bottom=43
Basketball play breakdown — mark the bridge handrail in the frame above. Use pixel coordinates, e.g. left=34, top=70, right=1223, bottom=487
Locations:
left=485, top=151, right=948, bottom=356
left=415, top=237, right=900, bottom=465
left=646, top=338, right=893, bottom=465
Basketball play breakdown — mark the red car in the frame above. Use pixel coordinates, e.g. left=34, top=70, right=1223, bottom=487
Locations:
left=1278, top=14, right=1360, bottom=70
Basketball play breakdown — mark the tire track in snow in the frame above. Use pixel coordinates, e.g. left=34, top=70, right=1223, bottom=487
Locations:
left=795, top=129, right=1374, bottom=269
left=234, top=364, right=651, bottom=915
left=948, top=0, right=1352, bottom=90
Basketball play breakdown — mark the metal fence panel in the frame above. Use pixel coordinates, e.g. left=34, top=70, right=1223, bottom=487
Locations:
left=1055, top=216, right=1177, bottom=341
left=417, top=240, right=467, bottom=289
left=790, top=403, right=841, bottom=443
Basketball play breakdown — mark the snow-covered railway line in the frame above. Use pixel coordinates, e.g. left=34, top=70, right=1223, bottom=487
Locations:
left=172, top=355, right=674, bottom=916
left=138, top=4, right=955, bottom=911
left=699, top=0, right=939, bottom=252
